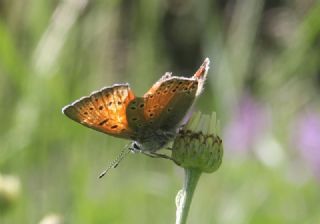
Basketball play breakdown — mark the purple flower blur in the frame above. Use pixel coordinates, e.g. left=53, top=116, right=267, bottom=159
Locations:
left=223, top=94, right=268, bottom=153
left=294, top=111, right=320, bottom=180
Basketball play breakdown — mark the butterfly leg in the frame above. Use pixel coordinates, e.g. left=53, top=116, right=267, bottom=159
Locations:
left=141, top=151, right=180, bottom=165
left=141, top=151, right=169, bottom=159
left=150, top=152, right=173, bottom=160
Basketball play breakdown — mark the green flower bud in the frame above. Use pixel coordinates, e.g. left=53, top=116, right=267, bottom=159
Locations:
left=172, top=111, right=223, bottom=173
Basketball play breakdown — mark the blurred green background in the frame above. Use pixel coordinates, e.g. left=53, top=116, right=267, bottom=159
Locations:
left=1, top=0, right=320, bottom=223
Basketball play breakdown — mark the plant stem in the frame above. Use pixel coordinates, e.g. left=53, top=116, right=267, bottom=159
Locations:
left=175, top=168, right=202, bottom=224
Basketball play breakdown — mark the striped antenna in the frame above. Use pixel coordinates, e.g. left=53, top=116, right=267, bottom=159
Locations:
left=98, top=144, right=131, bottom=179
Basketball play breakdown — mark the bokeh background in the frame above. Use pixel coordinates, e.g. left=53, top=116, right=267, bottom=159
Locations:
left=1, top=0, right=320, bottom=223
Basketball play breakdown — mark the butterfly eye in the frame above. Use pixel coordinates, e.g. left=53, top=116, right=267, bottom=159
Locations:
left=133, top=142, right=140, bottom=150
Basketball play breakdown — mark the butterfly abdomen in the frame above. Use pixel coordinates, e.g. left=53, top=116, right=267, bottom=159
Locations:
left=135, top=129, right=176, bottom=152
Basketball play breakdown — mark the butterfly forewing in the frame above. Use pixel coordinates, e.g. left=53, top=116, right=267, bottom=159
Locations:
left=62, top=84, right=136, bottom=139
left=135, top=59, right=209, bottom=131
left=126, top=59, right=209, bottom=133
left=142, top=77, right=197, bottom=130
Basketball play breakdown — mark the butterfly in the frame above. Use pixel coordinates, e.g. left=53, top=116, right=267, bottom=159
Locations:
left=62, top=58, right=210, bottom=157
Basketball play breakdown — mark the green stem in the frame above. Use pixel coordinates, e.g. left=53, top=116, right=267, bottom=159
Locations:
left=175, top=168, right=202, bottom=224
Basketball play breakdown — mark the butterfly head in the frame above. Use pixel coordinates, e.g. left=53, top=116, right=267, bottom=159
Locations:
left=129, top=142, right=142, bottom=152
left=129, top=140, right=166, bottom=153
left=129, top=130, right=175, bottom=152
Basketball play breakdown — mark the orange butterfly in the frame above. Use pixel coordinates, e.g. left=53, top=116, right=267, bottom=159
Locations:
left=62, top=58, right=210, bottom=156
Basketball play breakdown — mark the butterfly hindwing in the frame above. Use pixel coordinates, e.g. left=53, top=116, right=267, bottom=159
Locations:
left=126, top=97, right=149, bottom=131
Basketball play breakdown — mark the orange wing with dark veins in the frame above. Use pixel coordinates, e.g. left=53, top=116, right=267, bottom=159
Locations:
left=145, top=58, right=209, bottom=97
left=62, top=84, right=136, bottom=139
left=140, top=58, right=210, bottom=130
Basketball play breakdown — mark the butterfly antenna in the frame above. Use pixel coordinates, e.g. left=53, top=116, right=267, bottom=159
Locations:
left=98, top=144, right=131, bottom=179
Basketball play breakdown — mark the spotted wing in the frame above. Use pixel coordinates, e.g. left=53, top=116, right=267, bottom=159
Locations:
left=62, top=84, right=136, bottom=139
left=126, top=58, right=210, bottom=131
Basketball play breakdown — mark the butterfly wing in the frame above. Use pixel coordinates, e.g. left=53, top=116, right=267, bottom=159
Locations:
left=126, top=58, right=210, bottom=132
left=143, top=77, right=197, bottom=130
left=62, top=84, right=136, bottom=139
